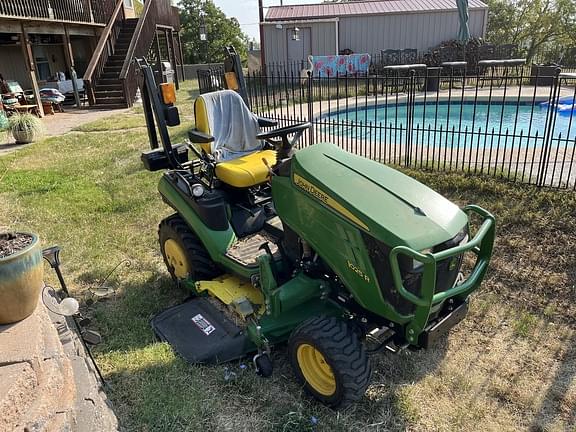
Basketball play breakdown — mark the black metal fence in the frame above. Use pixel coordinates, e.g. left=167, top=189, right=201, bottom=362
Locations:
left=200, top=65, right=576, bottom=190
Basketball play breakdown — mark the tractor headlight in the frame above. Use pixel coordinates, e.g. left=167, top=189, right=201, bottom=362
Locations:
left=412, top=248, right=433, bottom=270
left=191, top=183, right=205, bottom=198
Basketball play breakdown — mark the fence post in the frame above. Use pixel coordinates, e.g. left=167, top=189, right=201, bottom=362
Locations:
left=405, top=69, right=416, bottom=166
left=307, top=70, right=314, bottom=146
left=537, top=68, right=561, bottom=186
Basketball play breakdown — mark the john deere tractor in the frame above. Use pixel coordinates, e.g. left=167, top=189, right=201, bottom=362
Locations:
left=137, top=49, right=495, bottom=408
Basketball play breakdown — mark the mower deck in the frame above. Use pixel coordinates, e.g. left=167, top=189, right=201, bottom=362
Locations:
left=151, top=296, right=252, bottom=364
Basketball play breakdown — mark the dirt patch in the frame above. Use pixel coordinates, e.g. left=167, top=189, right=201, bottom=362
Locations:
left=0, top=232, right=33, bottom=258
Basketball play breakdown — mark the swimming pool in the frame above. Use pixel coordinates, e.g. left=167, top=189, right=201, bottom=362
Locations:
left=322, top=101, right=576, bottom=148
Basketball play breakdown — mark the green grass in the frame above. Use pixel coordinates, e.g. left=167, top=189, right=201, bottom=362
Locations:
left=1, top=79, right=575, bottom=431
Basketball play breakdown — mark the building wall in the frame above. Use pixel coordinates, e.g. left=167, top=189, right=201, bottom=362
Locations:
left=263, top=9, right=487, bottom=64
left=339, top=9, right=486, bottom=54
left=263, top=21, right=337, bottom=66
left=0, top=46, right=30, bottom=88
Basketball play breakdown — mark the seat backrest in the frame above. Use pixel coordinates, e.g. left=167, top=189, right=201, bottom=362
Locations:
left=193, top=89, right=262, bottom=160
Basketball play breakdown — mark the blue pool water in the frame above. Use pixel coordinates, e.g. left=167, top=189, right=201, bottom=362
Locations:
left=323, top=102, right=576, bottom=147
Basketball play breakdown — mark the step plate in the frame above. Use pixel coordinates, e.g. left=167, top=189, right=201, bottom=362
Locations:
left=151, top=297, right=252, bottom=364
left=225, top=231, right=279, bottom=267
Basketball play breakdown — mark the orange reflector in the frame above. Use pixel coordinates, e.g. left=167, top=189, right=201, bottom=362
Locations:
left=160, top=83, right=176, bottom=105
left=224, top=72, right=239, bottom=91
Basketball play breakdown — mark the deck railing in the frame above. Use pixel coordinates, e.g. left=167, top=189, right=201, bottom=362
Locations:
left=120, top=0, right=180, bottom=107
left=0, top=0, right=116, bottom=25
left=84, top=0, right=125, bottom=105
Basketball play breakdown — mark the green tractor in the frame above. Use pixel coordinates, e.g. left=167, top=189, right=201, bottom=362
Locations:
left=137, top=51, right=495, bottom=408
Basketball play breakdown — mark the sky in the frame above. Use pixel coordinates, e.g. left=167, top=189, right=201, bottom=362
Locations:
left=213, top=0, right=320, bottom=40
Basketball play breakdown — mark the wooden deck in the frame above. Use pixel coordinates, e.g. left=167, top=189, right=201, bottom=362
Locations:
left=0, top=0, right=116, bottom=26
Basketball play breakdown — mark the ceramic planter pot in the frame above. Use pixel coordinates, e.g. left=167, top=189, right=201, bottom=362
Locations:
left=0, top=233, right=44, bottom=324
left=12, top=129, right=35, bottom=144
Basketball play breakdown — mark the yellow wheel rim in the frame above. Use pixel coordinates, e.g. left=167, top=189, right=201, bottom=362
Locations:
left=164, top=239, right=190, bottom=279
left=296, top=343, right=336, bottom=396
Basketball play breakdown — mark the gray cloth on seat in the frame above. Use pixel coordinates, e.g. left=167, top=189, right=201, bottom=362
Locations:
left=199, top=90, right=263, bottom=162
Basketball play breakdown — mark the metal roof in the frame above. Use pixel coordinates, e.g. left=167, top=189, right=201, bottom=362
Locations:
left=265, top=0, right=488, bottom=21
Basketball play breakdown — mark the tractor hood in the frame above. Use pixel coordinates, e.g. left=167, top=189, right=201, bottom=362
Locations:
left=291, top=143, right=468, bottom=250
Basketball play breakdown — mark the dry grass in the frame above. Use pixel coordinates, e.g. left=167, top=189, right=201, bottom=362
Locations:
left=0, top=80, right=574, bottom=431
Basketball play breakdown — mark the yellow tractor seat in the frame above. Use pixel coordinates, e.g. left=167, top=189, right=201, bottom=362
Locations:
left=192, top=90, right=276, bottom=188
left=215, top=149, right=277, bottom=188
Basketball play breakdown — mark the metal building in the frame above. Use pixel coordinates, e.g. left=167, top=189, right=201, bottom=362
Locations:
left=261, top=0, right=488, bottom=67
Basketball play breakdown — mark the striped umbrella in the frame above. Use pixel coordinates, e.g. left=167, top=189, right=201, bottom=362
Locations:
left=457, top=0, right=470, bottom=42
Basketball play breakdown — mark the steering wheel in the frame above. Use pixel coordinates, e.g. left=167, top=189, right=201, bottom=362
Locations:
left=256, top=122, right=311, bottom=159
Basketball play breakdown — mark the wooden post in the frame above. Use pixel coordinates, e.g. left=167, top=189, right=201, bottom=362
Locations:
left=177, top=31, right=185, bottom=81
left=168, top=28, right=179, bottom=89
left=258, top=0, right=266, bottom=73
left=63, top=25, right=81, bottom=107
left=20, top=24, right=44, bottom=117
left=154, top=30, right=162, bottom=83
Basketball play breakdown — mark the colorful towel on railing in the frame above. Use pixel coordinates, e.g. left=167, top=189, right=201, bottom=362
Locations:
left=308, top=54, right=371, bottom=77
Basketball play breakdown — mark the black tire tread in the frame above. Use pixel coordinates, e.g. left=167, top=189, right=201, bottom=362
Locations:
left=288, top=316, right=371, bottom=408
left=158, top=214, right=221, bottom=281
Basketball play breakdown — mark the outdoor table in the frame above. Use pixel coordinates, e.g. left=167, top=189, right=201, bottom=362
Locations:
left=383, top=63, right=427, bottom=91
left=440, top=61, right=467, bottom=88
left=14, top=104, right=40, bottom=116
left=478, top=58, right=526, bottom=86
left=559, top=72, right=576, bottom=86
left=440, top=61, right=467, bottom=71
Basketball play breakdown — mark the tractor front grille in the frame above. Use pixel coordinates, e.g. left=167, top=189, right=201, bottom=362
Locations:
left=362, top=229, right=467, bottom=316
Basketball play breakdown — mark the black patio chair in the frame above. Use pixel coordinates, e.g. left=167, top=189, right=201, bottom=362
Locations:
left=381, top=49, right=402, bottom=66
left=401, top=49, right=418, bottom=65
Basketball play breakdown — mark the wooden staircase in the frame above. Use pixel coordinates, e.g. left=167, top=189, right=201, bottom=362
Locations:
left=84, top=0, right=181, bottom=109
left=92, top=18, right=138, bottom=108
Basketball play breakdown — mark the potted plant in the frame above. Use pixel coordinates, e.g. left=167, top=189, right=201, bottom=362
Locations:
left=7, top=112, right=44, bottom=144
left=0, top=232, right=44, bottom=324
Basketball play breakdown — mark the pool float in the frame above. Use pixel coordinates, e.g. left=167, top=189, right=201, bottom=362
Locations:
left=540, top=95, right=576, bottom=115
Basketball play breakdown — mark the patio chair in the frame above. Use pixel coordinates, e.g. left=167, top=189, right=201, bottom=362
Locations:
left=401, top=49, right=418, bottom=65
left=381, top=49, right=401, bottom=66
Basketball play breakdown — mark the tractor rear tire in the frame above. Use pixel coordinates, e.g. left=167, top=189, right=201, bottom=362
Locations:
left=159, top=214, right=221, bottom=282
left=288, top=316, right=371, bottom=408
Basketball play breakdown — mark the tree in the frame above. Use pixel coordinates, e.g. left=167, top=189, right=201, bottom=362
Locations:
left=179, top=0, right=249, bottom=64
left=485, top=0, right=576, bottom=62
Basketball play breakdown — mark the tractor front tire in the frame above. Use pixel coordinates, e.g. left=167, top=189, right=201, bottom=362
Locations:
left=159, top=214, right=221, bottom=283
left=288, top=316, right=371, bottom=408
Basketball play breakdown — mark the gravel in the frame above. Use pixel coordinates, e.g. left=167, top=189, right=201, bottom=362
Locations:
left=0, top=233, right=34, bottom=258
